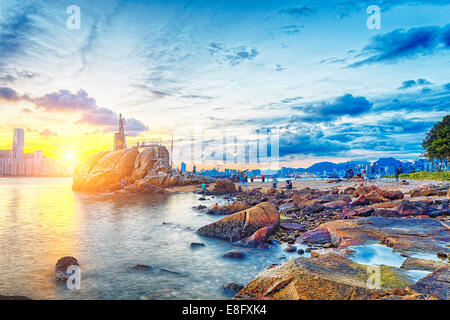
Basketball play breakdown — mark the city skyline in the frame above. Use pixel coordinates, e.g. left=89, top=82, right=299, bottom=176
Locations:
left=0, top=0, right=449, bottom=167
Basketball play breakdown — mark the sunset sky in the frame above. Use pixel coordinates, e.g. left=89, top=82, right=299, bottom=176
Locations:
left=0, top=0, right=449, bottom=168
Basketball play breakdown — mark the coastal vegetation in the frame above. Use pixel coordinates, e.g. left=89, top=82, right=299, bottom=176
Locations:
left=422, top=114, right=450, bottom=161
left=386, top=171, right=450, bottom=181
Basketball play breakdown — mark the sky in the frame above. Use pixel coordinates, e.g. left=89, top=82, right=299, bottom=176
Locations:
left=0, top=0, right=449, bottom=168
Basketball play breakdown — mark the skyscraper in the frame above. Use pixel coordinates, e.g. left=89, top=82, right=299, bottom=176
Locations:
left=12, top=128, right=24, bottom=159
left=114, top=114, right=127, bottom=151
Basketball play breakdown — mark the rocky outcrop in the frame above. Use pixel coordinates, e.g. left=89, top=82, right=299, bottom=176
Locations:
left=197, top=202, right=280, bottom=246
left=72, top=146, right=171, bottom=193
left=55, top=256, right=79, bottom=281
left=234, top=253, right=425, bottom=300
left=400, top=257, right=447, bottom=272
left=408, top=266, right=449, bottom=300
left=207, top=201, right=251, bottom=215
left=212, top=179, right=237, bottom=195
left=296, top=217, right=450, bottom=256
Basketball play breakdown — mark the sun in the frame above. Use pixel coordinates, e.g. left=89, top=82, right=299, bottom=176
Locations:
left=64, top=151, right=76, bottom=163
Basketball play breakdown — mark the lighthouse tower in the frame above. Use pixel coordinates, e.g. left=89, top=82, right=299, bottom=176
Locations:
left=114, top=114, right=127, bottom=151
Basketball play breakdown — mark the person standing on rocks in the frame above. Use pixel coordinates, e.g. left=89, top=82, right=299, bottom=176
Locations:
left=262, top=174, right=266, bottom=182
left=395, top=165, right=401, bottom=182
left=273, top=176, right=277, bottom=189
left=193, top=165, right=196, bottom=175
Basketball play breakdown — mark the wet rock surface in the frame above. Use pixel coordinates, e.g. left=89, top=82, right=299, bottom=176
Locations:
left=55, top=256, right=79, bottom=281
left=197, top=202, right=280, bottom=244
left=234, top=253, right=425, bottom=300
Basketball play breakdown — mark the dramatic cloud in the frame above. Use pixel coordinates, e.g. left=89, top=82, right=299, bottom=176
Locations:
left=76, top=107, right=149, bottom=135
left=292, top=94, right=373, bottom=122
left=279, top=130, right=349, bottom=157
left=279, top=6, right=317, bottom=17
left=398, top=78, right=432, bottom=90
left=34, top=89, right=98, bottom=112
left=2, top=86, right=149, bottom=134
left=0, top=87, right=21, bottom=101
left=348, top=24, right=450, bottom=67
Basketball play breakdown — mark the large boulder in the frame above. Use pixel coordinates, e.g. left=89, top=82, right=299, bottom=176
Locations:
left=234, top=253, right=421, bottom=300
left=73, top=146, right=171, bottom=193
left=55, top=256, right=79, bottom=281
left=197, top=202, right=279, bottom=242
left=212, top=179, right=237, bottom=194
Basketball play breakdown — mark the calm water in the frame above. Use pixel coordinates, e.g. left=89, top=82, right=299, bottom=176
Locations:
left=0, top=178, right=288, bottom=300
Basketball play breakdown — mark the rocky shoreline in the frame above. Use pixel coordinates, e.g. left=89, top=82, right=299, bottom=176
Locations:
left=193, top=179, right=449, bottom=300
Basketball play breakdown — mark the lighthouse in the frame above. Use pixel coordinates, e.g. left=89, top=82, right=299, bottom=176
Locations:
left=114, top=113, right=127, bottom=151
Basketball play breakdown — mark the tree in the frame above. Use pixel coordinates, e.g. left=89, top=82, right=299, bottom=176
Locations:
left=422, top=115, right=450, bottom=161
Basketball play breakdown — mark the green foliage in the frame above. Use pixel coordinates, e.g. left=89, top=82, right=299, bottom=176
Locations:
left=386, top=171, right=450, bottom=181
left=422, top=115, right=450, bottom=160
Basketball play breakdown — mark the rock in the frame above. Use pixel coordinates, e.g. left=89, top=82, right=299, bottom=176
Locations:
left=301, top=217, right=450, bottom=256
left=197, top=202, right=280, bottom=242
left=297, top=249, right=305, bottom=254
left=372, top=209, right=400, bottom=218
left=132, top=264, right=153, bottom=270
left=234, top=253, right=417, bottom=300
left=280, top=222, right=306, bottom=231
left=73, top=146, right=171, bottom=193
left=351, top=195, right=370, bottom=206
left=207, top=201, right=251, bottom=215
left=379, top=190, right=404, bottom=200
left=193, top=205, right=207, bottom=211
left=301, top=202, right=325, bottom=214
left=365, top=192, right=388, bottom=203
left=279, top=202, right=296, bottom=211
left=343, top=187, right=356, bottom=195
left=323, top=200, right=350, bottom=210
left=372, top=202, right=398, bottom=209
left=298, top=227, right=332, bottom=245
left=223, top=282, right=244, bottom=294
left=284, top=245, right=297, bottom=252
left=354, top=207, right=375, bottom=217
left=400, top=258, right=447, bottom=272
left=236, top=226, right=276, bottom=248
left=397, top=200, right=427, bottom=216
left=55, top=256, right=79, bottom=281
left=410, top=185, right=440, bottom=197
left=223, top=250, right=246, bottom=259
left=437, top=251, right=448, bottom=259
left=408, top=266, right=449, bottom=300
left=190, top=242, right=205, bottom=248
left=212, top=179, right=237, bottom=194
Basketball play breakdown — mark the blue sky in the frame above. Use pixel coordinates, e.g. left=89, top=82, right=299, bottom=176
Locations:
left=0, top=0, right=449, bottom=167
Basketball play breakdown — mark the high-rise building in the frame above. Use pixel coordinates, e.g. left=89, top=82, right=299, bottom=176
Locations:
left=12, top=128, right=24, bottom=159
left=114, top=114, right=127, bottom=151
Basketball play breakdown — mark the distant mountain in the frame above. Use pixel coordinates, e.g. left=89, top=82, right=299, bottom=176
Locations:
left=292, top=158, right=405, bottom=175
left=305, top=162, right=341, bottom=173
left=373, top=157, right=403, bottom=168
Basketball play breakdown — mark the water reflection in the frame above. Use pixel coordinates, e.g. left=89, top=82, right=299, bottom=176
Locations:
left=0, top=178, right=285, bottom=300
